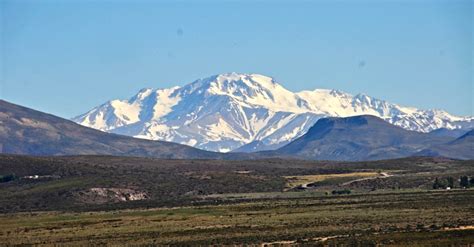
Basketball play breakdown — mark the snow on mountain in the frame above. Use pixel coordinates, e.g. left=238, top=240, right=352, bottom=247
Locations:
left=73, top=72, right=473, bottom=152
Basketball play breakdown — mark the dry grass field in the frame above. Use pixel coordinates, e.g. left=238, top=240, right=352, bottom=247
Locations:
left=0, top=155, right=473, bottom=245
left=1, top=189, right=473, bottom=246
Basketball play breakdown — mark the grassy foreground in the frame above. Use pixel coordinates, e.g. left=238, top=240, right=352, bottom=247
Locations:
left=1, top=189, right=473, bottom=246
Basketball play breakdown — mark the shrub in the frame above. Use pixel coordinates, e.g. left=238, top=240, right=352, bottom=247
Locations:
left=331, top=189, right=351, bottom=195
left=0, top=174, right=17, bottom=183
left=433, top=177, right=445, bottom=189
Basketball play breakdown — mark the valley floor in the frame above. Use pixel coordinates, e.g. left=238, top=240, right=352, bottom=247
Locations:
left=1, top=189, right=474, bottom=246
left=0, top=155, right=473, bottom=245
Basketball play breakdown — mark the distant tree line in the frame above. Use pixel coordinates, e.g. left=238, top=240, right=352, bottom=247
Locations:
left=433, top=176, right=474, bottom=189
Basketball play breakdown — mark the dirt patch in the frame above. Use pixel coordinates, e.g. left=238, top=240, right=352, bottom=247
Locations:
left=77, top=187, right=149, bottom=204
left=260, top=240, right=296, bottom=246
left=341, top=172, right=392, bottom=186
left=443, top=225, right=474, bottom=231
left=284, top=172, right=380, bottom=190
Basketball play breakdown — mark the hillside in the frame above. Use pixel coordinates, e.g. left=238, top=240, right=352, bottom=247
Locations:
left=274, top=115, right=454, bottom=161
left=0, top=100, right=220, bottom=159
left=417, top=130, right=474, bottom=160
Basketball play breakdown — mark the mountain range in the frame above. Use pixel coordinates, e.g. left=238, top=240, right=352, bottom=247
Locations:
left=0, top=99, right=471, bottom=161
left=73, top=73, right=473, bottom=152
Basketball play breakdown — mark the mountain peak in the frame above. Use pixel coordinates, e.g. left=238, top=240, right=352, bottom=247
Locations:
left=181, top=73, right=274, bottom=94
left=178, top=72, right=304, bottom=113
left=199, top=72, right=280, bottom=91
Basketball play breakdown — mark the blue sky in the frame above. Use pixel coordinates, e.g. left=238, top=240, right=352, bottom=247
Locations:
left=1, top=0, right=472, bottom=118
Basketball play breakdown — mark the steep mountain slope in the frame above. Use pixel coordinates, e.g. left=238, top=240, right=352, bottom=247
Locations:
left=273, top=115, right=454, bottom=161
left=417, top=130, right=474, bottom=160
left=73, top=73, right=473, bottom=152
left=0, top=100, right=221, bottom=159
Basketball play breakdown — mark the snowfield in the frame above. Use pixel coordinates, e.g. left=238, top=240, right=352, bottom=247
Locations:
left=73, top=73, right=473, bottom=152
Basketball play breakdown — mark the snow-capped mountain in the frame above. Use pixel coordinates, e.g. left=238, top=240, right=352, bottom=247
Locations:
left=73, top=73, right=473, bottom=152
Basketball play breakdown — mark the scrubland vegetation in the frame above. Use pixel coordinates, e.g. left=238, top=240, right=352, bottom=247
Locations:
left=0, top=155, right=473, bottom=245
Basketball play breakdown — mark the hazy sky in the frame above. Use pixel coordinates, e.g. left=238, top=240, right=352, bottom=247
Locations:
left=1, top=0, right=472, bottom=118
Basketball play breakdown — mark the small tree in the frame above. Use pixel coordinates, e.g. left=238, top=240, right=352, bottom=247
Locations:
left=447, top=177, right=454, bottom=188
left=460, top=176, right=469, bottom=188
left=433, top=177, right=443, bottom=189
